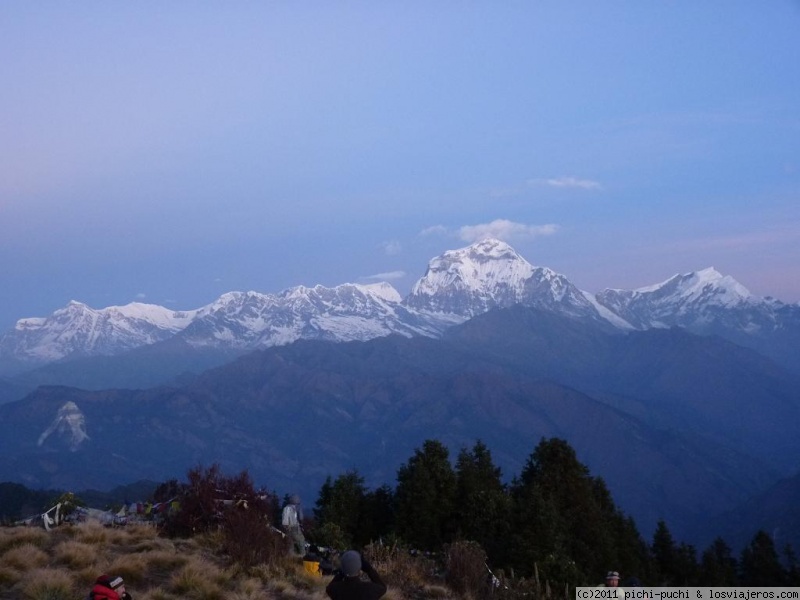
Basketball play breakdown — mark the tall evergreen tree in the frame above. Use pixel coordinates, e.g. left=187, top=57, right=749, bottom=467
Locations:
left=699, top=537, right=738, bottom=585
left=394, top=439, right=457, bottom=550
left=313, top=470, right=368, bottom=547
left=361, top=484, right=395, bottom=544
left=453, top=440, right=512, bottom=566
left=673, top=542, right=700, bottom=585
left=651, top=520, right=678, bottom=585
left=740, top=530, right=786, bottom=586
left=509, top=438, right=640, bottom=585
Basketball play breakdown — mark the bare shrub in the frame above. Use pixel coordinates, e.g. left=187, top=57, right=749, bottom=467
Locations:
left=445, top=540, right=491, bottom=599
left=17, top=567, right=74, bottom=600
left=2, top=543, right=49, bottom=571
left=221, top=506, right=286, bottom=568
left=363, top=541, right=440, bottom=596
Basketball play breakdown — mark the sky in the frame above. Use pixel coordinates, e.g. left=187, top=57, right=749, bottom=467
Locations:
left=2, top=2, right=799, bottom=330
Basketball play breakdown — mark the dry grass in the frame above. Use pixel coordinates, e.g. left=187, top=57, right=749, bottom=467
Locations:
left=2, top=543, right=50, bottom=570
left=0, top=522, right=334, bottom=600
left=0, top=527, right=49, bottom=553
left=17, top=567, right=75, bottom=600
left=53, top=539, right=98, bottom=568
left=0, top=523, right=563, bottom=600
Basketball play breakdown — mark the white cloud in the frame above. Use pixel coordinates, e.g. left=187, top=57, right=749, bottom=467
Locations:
left=420, top=219, right=559, bottom=243
left=542, top=177, right=602, bottom=190
left=419, top=225, right=448, bottom=237
left=135, top=292, right=147, bottom=300
left=362, top=270, right=406, bottom=281
left=458, top=219, right=559, bottom=243
left=381, top=240, right=402, bottom=255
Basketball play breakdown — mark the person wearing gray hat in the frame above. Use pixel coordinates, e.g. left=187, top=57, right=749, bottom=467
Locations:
left=326, top=550, right=387, bottom=600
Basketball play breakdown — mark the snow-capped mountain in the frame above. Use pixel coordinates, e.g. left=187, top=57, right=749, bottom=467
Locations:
left=595, top=267, right=784, bottom=333
left=176, top=282, right=452, bottom=349
left=0, top=301, right=199, bottom=364
left=403, top=238, right=602, bottom=320
left=1, top=238, right=798, bottom=374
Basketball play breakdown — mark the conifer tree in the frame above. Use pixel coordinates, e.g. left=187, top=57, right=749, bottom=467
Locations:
left=740, top=530, right=786, bottom=586
left=509, top=438, right=638, bottom=585
left=313, top=470, right=368, bottom=547
left=395, top=439, right=457, bottom=550
left=673, top=542, right=700, bottom=585
left=699, top=537, right=738, bottom=585
left=361, top=484, right=395, bottom=544
left=453, top=440, right=512, bottom=566
left=651, top=520, right=678, bottom=584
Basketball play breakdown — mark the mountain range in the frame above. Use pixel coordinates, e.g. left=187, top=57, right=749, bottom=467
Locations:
left=0, top=238, right=799, bottom=549
left=2, top=238, right=798, bottom=383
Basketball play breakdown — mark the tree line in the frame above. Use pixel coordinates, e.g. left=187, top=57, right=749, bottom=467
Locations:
left=308, top=438, right=799, bottom=588
left=3, top=437, right=797, bottom=588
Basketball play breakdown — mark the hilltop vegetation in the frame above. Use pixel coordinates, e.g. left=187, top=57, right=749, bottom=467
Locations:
left=2, top=438, right=798, bottom=599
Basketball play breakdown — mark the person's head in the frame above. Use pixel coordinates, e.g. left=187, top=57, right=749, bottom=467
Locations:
left=96, top=575, right=126, bottom=595
left=290, top=494, right=301, bottom=505
left=340, top=550, right=362, bottom=577
left=606, top=571, right=620, bottom=587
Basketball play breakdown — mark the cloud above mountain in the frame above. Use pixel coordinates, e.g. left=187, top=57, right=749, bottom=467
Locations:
left=420, top=220, right=559, bottom=243
left=542, top=177, right=602, bottom=190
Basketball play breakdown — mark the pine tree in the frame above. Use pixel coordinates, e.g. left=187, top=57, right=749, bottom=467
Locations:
left=740, top=530, right=786, bottom=586
left=395, top=439, right=457, bottom=550
left=651, top=520, right=678, bottom=585
left=313, top=470, right=368, bottom=548
left=361, top=484, right=395, bottom=544
left=453, top=440, right=512, bottom=567
left=699, top=537, right=738, bottom=585
left=508, top=438, right=639, bottom=585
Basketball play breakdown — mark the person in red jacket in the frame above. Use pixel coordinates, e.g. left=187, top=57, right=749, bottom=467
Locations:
left=88, top=575, right=132, bottom=600
left=326, top=550, right=386, bottom=600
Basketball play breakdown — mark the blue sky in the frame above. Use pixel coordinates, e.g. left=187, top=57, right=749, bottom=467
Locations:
left=1, top=2, right=799, bottom=329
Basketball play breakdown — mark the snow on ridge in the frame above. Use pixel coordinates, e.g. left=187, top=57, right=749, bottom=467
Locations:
left=634, top=267, right=754, bottom=306
left=582, top=291, right=634, bottom=329
left=411, top=238, right=537, bottom=296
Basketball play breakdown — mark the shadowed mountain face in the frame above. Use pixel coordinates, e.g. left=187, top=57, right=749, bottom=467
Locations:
left=1, top=307, right=798, bottom=545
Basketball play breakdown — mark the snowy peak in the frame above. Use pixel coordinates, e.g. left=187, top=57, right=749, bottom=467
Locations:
left=409, top=238, right=535, bottom=298
left=177, top=280, right=438, bottom=350
left=1, top=300, right=202, bottom=363
left=1, top=241, right=796, bottom=372
left=635, top=267, right=753, bottom=307
left=596, top=267, right=772, bottom=331
left=37, top=401, right=89, bottom=452
left=404, top=238, right=599, bottom=319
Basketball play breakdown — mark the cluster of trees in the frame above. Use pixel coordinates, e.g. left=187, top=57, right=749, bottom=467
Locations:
left=3, top=437, right=796, bottom=588
left=309, top=438, right=800, bottom=588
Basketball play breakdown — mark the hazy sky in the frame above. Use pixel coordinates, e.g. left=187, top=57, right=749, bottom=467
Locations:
left=2, top=2, right=799, bottom=330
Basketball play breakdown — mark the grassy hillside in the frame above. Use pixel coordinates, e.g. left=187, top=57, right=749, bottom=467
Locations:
left=0, top=521, right=556, bottom=600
